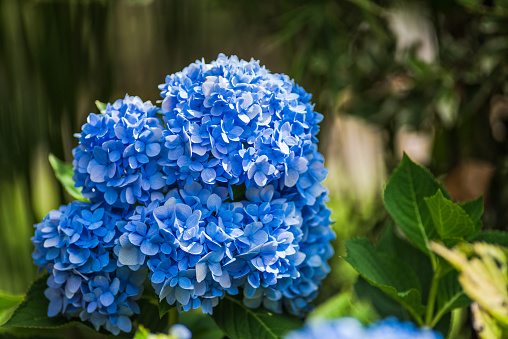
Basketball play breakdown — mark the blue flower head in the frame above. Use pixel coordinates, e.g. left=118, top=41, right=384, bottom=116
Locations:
left=73, top=95, right=167, bottom=208
left=158, top=54, right=325, bottom=194
left=32, top=201, right=126, bottom=275
left=285, top=317, right=443, bottom=339
left=34, top=54, right=334, bottom=333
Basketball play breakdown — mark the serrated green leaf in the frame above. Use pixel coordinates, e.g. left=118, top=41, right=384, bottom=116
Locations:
left=460, top=195, right=484, bottom=239
left=376, top=223, right=434, bottom=301
left=424, top=190, right=475, bottom=240
left=354, top=277, right=412, bottom=321
left=48, top=154, right=88, bottom=202
left=474, top=230, right=508, bottom=247
left=383, top=153, right=449, bottom=254
left=434, top=271, right=471, bottom=326
left=4, top=273, right=79, bottom=329
left=344, top=238, right=426, bottom=320
left=95, top=100, right=107, bottom=112
left=210, top=294, right=302, bottom=339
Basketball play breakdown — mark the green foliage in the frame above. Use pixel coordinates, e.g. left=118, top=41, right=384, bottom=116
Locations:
left=0, top=291, right=23, bottom=326
left=179, top=311, right=224, bottom=339
left=434, top=271, right=470, bottom=327
left=431, top=242, right=508, bottom=339
left=95, top=100, right=107, bottom=113
left=425, top=189, right=475, bottom=240
left=383, top=153, right=448, bottom=254
left=346, top=154, right=488, bottom=331
left=4, top=273, right=80, bottom=329
left=157, top=297, right=175, bottom=319
left=210, top=294, right=302, bottom=339
left=344, top=238, right=426, bottom=321
left=135, top=298, right=170, bottom=334
left=309, top=290, right=378, bottom=325
left=474, top=230, right=508, bottom=247
left=48, top=154, right=88, bottom=202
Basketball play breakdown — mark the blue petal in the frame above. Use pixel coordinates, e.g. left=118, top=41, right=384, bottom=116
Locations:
left=207, top=194, right=222, bottom=212
left=99, top=292, right=114, bottom=307
left=146, top=143, right=161, bottom=157
left=195, top=262, right=208, bottom=283
left=117, top=315, right=132, bottom=333
left=47, top=299, right=62, bottom=317
left=149, top=173, right=165, bottom=190
left=93, top=146, right=108, bottom=165
left=128, top=233, right=144, bottom=246
left=175, top=288, right=191, bottom=306
left=284, top=168, right=299, bottom=187
left=118, top=244, right=141, bottom=266
left=201, top=168, right=216, bottom=184
left=254, top=172, right=267, bottom=187
left=186, top=210, right=201, bottom=229
left=151, top=271, right=166, bottom=284
left=140, top=241, right=159, bottom=256
left=105, top=189, right=118, bottom=205
left=67, top=275, right=81, bottom=294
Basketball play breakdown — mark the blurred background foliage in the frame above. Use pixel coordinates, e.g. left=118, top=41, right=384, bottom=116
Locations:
left=2, top=0, right=508, bottom=337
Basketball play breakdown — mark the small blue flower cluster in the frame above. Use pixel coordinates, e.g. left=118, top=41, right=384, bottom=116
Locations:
left=32, top=201, right=145, bottom=335
left=32, top=54, right=334, bottom=334
left=285, top=317, right=443, bottom=339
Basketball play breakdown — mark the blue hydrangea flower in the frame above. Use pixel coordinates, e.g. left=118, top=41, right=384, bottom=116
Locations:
left=42, top=267, right=145, bottom=335
left=79, top=267, right=145, bottom=335
left=32, top=201, right=126, bottom=275
left=34, top=54, right=335, bottom=331
left=285, top=317, right=443, bottom=339
left=158, top=54, right=325, bottom=194
left=73, top=95, right=167, bottom=208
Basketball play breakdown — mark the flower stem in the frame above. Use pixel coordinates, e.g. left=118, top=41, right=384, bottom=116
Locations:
left=168, top=307, right=178, bottom=329
left=425, top=264, right=442, bottom=326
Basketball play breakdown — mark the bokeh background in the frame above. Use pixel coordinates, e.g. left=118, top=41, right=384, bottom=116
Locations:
left=2, top=0, right=508, bottom=337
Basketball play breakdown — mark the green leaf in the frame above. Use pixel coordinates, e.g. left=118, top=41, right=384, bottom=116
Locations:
left=309, top=290, right=378, bottom=325
left=424, top=190, right=475, bottom=240
left=210, top=294, right=302, bottom=339
left=48, top=154, right=88, bottom=202
left=354, top=277, right=412, bottom=321
left=158, top=298, right=175, bottom=318
left=179, top=310, right=225, bottom=339
left=344, top=238, right=426, bottom=321
left=135, top=297, right=170, bottom=334
left=376, top=223, right=434, bottom=301
left=133, top=324, right=151, bottom=339
left=4, top=273, right=79, bottom=328
left=434, top=271, right=471, bottom=326
left=0, top=291, right=23, bottom=326
left=95, top=100, right=107, bottom=112
left=474, top=230, right=508, bottom=247
left=460, top=195, right=484, bottom=239
left=383, top=153, right=449, bottom=254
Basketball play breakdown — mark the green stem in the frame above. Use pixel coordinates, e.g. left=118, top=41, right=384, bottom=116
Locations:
left=168, top=307, right=178, bottom=328
left=425, top=264, right=442, bottom=326
left=407, top=306, right=425, bottom=327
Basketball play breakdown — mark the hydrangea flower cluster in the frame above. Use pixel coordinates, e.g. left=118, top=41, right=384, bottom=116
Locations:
left=285, top=317, right=443, bottom=339
left=32, top=54, right=334, bottom=335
